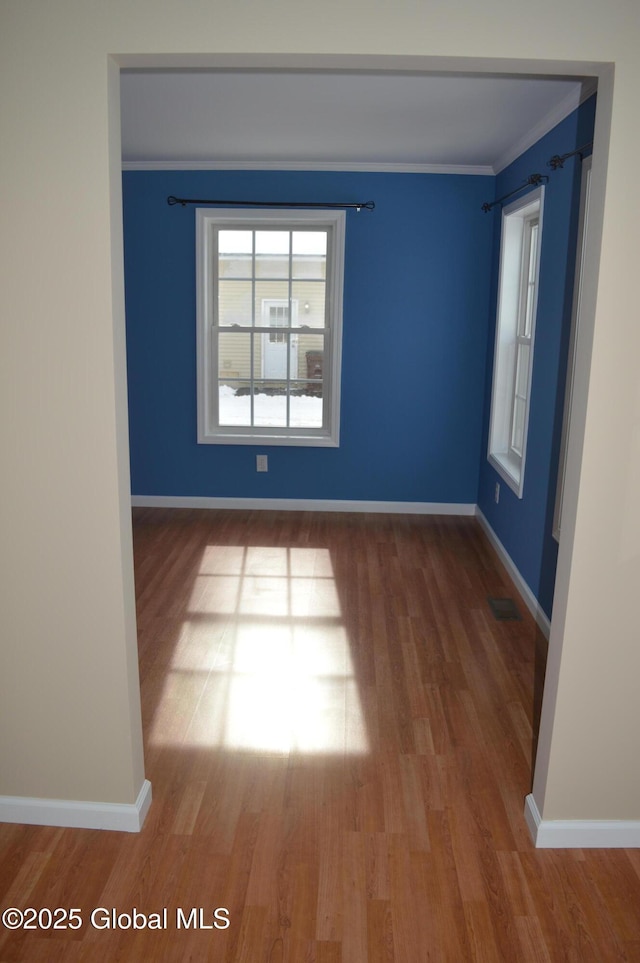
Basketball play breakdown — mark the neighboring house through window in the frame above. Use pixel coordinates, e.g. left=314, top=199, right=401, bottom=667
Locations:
left=196, top=208, right=345, bottom=446
left=488, top=186, right=544, bottom=497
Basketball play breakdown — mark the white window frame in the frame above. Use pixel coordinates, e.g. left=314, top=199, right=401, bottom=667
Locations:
left=196, top=208, right=345, bottom=447
left=488, top=186, right=544, bottom=497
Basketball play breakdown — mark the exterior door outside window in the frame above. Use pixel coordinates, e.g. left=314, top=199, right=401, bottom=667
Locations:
left=262, top=300, right=298, bottom=379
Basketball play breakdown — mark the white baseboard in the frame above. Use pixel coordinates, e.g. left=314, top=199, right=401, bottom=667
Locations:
left=131, top=495, right=476, bottom=516
left=475, top=508, right=551, bottom=639
left=525, top=794, right=640, bottom=848
left=0, top=779, right=152, bottom=833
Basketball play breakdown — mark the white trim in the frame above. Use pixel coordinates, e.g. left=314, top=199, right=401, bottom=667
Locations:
left=122, top=159, right=494, bottom=176
left=475, top=508, right=551, bottom=638
left=487, top=187, right=545, bottom=499
left=553, top=155, right=592, bottom=542
left=193, top=432, right=340, bottom=448
left=525, top=794, right=640, bottom=848
left=488, top=450, right=524, bottom=496
left=0, top=779, right=152, bottom=833
left=131, top=495, right=476, bottom=516
left=197, top=207, right=344, bottom=448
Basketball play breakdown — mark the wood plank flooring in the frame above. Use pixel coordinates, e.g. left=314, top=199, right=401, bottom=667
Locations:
left=1, top=508, right=639, bottom=961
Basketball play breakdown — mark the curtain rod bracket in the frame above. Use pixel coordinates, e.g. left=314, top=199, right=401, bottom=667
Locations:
left=548, top=154, right=565, bottom=170
left=482, top=138, right=593, bottom=212
left=482, top=173, right=548, bottom=213
left=547, top=141, right=593, bottom=171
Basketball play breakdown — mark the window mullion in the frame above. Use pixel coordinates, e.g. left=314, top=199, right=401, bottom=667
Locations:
left=508, top=355, right=521, bottom=459
left=287, top=231, right=292, bottom=428
left=212, top=226, right=220, bottom=431
left=517, top=220, right=532, bottom=337
left=509, top=215, right=536, bottom=459
left=250, top=230, right=256, bottom=428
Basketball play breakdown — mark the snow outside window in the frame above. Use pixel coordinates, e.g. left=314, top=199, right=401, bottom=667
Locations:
left=196, top=209, right=345, bottom=447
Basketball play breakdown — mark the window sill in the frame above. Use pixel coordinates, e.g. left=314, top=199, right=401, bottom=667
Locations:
left=488, top=451, right=524, bottom=498
left=198, top=430, right=339, bottom=448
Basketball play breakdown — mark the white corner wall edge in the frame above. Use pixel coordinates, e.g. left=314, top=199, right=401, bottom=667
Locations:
left=475, top=508, right=551, bottom=639
left=131, top=495, right=476, bottom=516
left=525, top=794, right=640, bottom=848
left=0, top=780, right=152, bottom=833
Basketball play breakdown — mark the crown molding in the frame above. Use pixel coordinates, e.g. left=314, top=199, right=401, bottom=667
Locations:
left=121, top=159, right=494, bottom=176
left=121, top=79, right=596, bottom=178
left=493, top=78, right=597, bottom=174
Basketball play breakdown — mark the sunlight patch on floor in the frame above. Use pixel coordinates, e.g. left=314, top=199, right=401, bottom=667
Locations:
left=148, top=546, right=369, bottom=754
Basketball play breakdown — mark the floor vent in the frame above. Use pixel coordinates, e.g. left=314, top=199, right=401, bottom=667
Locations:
left=488, top=596, right=522, bottom=621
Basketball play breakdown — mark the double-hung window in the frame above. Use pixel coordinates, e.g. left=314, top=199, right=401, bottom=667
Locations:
left=488, top=187, right=544, bottom=496
left=196, top=208, right=345, bottom=446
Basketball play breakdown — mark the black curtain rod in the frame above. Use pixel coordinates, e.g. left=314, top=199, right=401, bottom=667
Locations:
left=481, top=173, right=548, bottom=214
left=482, top=139, right=594, bottom=212
left=167, top=195, right=375, bottom=211
left=547, top=141, right=593, bottom=170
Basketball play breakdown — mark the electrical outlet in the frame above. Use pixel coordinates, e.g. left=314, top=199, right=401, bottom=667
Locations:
left=256, top=455, right=268, bottom=472
left=495, top=482, right=500, bottom=504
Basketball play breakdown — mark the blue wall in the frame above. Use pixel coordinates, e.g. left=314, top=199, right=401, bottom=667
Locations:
left=477, top=96, right=596, bottom=618
left=123, top=170, right=493, bottom=503
left=123, top=100, right=595, bottom=619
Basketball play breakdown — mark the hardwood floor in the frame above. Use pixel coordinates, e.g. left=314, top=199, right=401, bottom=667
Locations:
left=1, top=508, right=639, bottom=961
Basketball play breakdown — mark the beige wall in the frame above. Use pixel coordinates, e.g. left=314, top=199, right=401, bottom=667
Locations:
left=0, top=0, right=638, bottom=820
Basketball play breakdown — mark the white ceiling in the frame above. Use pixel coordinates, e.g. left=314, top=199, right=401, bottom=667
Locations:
left=120, top=69, right=592, bottom=175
